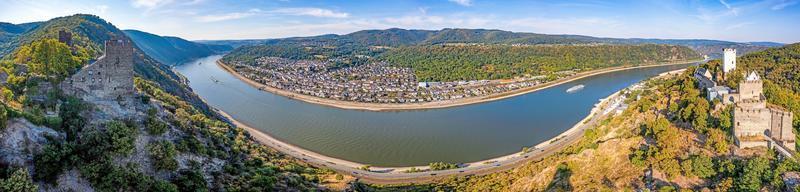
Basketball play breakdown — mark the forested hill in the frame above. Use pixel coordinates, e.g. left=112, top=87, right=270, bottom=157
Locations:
left=222, top=39, right=702, bottom=82
left=124, top=30, right=232, bottom=66
left=0, top=14, right=210, bottom=114
left=0, top=14, right=329, bottom=191
left=0, top=22, right=41, bottom=48
left=213, top=28, right=780, bottom=57
left=383, top=44, right=701, bottom=81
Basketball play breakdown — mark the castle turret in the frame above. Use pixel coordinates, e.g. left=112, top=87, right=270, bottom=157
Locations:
left=738, top=71, right=763, bottom=101
left=723, top=48, right=736, bottom=74
left=58, top=30, right=72, bottom=46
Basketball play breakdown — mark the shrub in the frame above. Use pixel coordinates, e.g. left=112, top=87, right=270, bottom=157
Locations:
left=174, top=169, right=208, bottom=192
left=146, top=117, right=168, bottom=135
left=176, top=136, right=207, bottom=155
left=33, top=141, right=75, bottom=182
left=147, top=141, right=178, bottom=171
left=429, top=162, right=458, bottom=171
left=0, top=168, right=38, bottom=192
left=0, top=104, right=7, bottom=130
left=106, top=121, right=138, bottom=155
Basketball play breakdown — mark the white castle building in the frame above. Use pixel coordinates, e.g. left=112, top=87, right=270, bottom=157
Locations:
left=723, top=48, right=736, bottom=74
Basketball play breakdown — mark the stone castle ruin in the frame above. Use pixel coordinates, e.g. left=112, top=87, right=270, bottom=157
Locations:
left=60, top=38, right=136, bottom=116
left=731, top=72, right=795, bottom=148
left=694, top=48, right=795, bottom=153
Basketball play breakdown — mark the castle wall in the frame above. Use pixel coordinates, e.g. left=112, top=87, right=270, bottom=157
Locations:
left=61, top=40, right=134, bottom=102
left=738, top=80, right=763, bottom=100
left=734, top=107, right=772, bottom=137
left=770, top=110, right=795, bottom=142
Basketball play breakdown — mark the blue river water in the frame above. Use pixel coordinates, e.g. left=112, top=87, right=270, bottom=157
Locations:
left=175, top=55, right=693, bottom=166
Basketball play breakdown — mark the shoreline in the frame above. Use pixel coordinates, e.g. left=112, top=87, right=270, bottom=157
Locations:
left=202, top=56, right=693, bottom=184
left=209, top=75, right=644, bottom=184
left=215, top=82, right=623, bottom=184
left=216, top=59, right=699, bottom=111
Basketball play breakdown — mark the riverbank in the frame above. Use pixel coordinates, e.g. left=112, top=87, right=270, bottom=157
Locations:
left=212, top=77, right=636, bottom=184
left=216, top=59, right=700, bottom=111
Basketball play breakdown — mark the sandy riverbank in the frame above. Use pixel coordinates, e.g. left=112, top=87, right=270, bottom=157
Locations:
left=216, top=59, right=699, bottom=111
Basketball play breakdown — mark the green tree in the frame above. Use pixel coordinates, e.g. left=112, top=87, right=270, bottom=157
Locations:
left=106, top=121, right=138, bottom=155
left=689, top=155, right=715, bottom=179
left=429, top=162, right=459, bottom=171
left=0, top=168, right=38, bottom=192
left=737, top=157, right=770, bottom=192
left=13, top=38, right=89, bottom=80
left=0, top=104, right=7, bottom=130
left=147, top=141, right=178, bottom=171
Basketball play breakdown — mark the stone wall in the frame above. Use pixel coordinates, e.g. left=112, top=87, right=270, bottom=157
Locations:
left=61, top=39, right=135, bottom=102
left=738, top=79, right=763, bottom=100
left=770, top=110, right=794, bottom=142
left=734, top=107, right=772, bottom=137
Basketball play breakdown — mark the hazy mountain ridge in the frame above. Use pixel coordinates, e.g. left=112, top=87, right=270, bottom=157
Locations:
left=123, top=29, right=232, bottom=66
left=207, top=28, right=781, bottom=57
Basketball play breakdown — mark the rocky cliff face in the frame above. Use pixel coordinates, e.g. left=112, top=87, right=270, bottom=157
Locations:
left=0, top=118, right=62, bottom=168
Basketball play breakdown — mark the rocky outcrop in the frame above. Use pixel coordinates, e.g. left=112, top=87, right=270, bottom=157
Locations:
left=0, top=118, right=62, bottom=167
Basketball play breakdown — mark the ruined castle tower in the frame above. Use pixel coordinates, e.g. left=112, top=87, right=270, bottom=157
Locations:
left=58, top=30, right=72, bottom=46
left=61, top=39, right=135, bottom=102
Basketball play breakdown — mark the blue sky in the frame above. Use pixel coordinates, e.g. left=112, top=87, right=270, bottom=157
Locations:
left=1, top=0, right=798, bottom=43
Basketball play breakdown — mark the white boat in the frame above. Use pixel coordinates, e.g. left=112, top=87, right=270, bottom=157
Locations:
left=566, top=84, right=585, bottom=93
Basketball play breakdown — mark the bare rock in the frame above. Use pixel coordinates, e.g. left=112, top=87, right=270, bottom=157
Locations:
left=0, top=118, right=63, bottom=167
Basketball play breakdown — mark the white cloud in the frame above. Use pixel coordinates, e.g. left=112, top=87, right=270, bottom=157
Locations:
left=271, top=8, right=349, bottom=18
left=383, top=14, right=491, bottom=29
left=505, top=17, right=623, bottom=35
left=95, top=5, right=109, bottom=14
left=719, top=0, right=740, bottom=15
left=131, top=0, right=173, bottom=9
left=196, top=9, right=259, bottom=22
left=771, top=0, right=798, bottom=10
left=448, top=0, right=472, bottom=6
left=725, top=22, right=754, bottom=30
left=694, top=6, right=739, bottom=23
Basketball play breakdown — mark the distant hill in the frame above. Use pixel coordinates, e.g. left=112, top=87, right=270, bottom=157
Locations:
left=209, top=28, right=781, bottom=57
left=0, top=22, right=41, bottom=48
left=123, top=29, right=231, bottom=65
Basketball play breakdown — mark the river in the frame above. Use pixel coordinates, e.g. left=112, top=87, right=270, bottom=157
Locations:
left=175, top=55, right=693, bottom=167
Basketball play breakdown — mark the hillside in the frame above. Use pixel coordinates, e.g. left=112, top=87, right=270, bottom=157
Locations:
left=124, top=30, right=231, bottom=66
left=222, top=41, right=701, bottom=82
left=0, top=14, right=330, bottom=191
left=0, top=22, right=41, bottom=51
left=213, top=28, right=780, bottom=57
left=0, top=14, right=212, bottom=115
left=382, top=44, right=700, bottom=81
left=354, top=44, right=800, bottom=190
